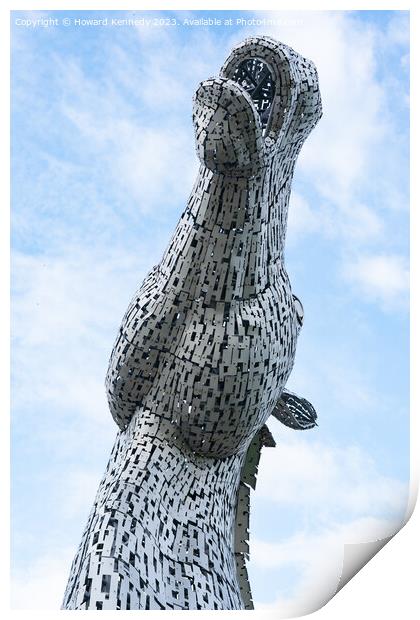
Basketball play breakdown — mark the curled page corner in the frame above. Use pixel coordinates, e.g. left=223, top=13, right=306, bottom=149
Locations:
left=335, top=491, right=417, bottom=597
left=335, top=534, right=394, bottom=595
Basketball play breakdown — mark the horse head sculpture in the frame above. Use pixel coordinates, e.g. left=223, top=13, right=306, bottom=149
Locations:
left=105, top=36, right=321, bottom=458
left=63, top=36, right=322, bottom=611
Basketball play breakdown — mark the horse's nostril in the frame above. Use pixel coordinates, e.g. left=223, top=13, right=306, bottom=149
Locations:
left=232, top=58, right=275, bottom=134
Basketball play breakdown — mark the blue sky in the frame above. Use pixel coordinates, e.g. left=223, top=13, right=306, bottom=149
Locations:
left=11, top=9, right=409, bottom=613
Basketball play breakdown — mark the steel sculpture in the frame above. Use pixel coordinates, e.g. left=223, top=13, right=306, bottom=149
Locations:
left=62, top=35, right=322, bottom=610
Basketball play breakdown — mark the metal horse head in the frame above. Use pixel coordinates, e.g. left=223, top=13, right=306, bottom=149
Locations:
left=63, top=36, right=322, bottom=613
left=105, top=36, right=321, bottom=458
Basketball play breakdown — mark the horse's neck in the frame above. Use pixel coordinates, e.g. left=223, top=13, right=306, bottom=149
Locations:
left=92, top=409, right=247, bottom=609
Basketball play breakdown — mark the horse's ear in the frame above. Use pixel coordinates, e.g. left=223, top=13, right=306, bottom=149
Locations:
left=272, top=389, right=318, bottom=430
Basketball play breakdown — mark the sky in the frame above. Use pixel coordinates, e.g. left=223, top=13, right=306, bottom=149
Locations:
left=10, top=9, right=410, bottom=614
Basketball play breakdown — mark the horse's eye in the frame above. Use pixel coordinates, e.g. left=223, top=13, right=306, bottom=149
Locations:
left=293, top=294, right=304, bottom=327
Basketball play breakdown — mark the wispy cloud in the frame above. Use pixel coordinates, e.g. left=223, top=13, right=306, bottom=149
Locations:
left=11, top=545, right=76, bottom=610
left=11, top=246, right=157, bottom=424
left=288, top=191, right=385, bottom=245
left=342, top=253, right=409, bottom=311
left=255, top=431, right=407, bottom=519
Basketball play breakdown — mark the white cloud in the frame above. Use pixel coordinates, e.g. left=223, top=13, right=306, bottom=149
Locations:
left=259, top=12, right=387, bottom=202
left=255, top=432, right=407, bottom=519
left=342, top=253, right=409, bottom=311
left=63, top=102, right=198, bottom=212
left=11, top=546, right=75, bottom=610
left=344, top=203, right=385, bottom=242
left=53, top=33, right=217, bottom=214
left=11, top=247, right=156, bottom=427
left=287, top=191, right=327, bottom=240
left=287, top=192, right=384, bottom=245
left=385, top=11, right=410, bottom=47
left=58, top=469, right=103, bottom=522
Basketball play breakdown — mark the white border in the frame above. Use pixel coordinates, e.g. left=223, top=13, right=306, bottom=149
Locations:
left=3, top=1, right=417, bottom=618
